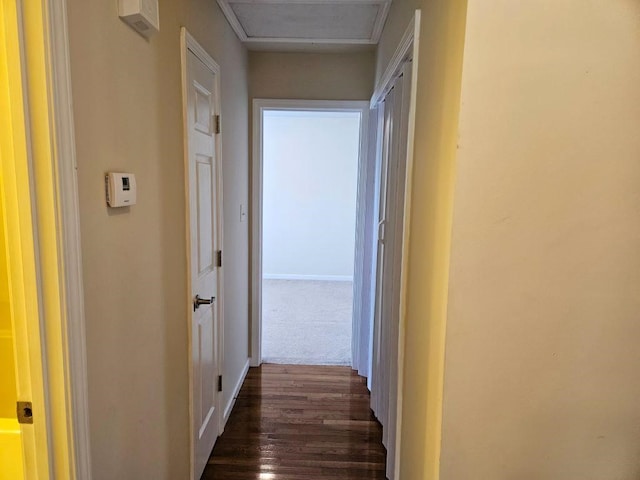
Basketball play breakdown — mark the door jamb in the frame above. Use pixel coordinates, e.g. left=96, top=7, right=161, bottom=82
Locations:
left=250, top=99, right=369, bottom=367
left=180, top=27, right=226, bottom=480
left=44, top=0, right=93, bottom=477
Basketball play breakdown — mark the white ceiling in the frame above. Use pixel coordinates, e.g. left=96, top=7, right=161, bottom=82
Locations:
left=217, top=0, right=392, bottom=51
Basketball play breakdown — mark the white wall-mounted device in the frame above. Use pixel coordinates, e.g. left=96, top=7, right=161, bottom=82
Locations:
left=118, top=0, right=159, bottom=37
left=106, top=172, right=137, bottom=208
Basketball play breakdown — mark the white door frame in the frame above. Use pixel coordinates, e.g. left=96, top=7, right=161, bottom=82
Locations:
left=43, top=0, right=93, bottom=477
left=369, top=10, right=421, bottom=480
left=250, top=99, right=369, bottom=367
left=180, top=28, right=226, bottom=480
left=2, top=0, right=92, bottom=478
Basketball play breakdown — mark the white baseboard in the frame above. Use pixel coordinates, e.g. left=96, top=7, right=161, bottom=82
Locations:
left=263, top=274, right=353, bottom=282
left=223, top=358, right=250, bottom=426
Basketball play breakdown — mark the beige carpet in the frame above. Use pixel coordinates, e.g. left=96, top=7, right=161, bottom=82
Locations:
left=262, top=279, right=353, bottom=365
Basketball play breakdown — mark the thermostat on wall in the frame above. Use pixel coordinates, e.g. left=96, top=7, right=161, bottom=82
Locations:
left=118, top=0, right=159, bottom=37
left=106, top=172, right=137, bottom=208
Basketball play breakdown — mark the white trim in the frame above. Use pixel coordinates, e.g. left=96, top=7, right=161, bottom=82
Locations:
left=251, top=99, right=369, bottom=368
left=244, top=37, right=373, bottom=45
left=183, top=29, right=221, bottom=76
left=371, top=0, right=391, bottom=43
left=251, top=100, right=263, bottom=368
left=255, top=99, right=370, bottom=111
left=223, top=359, right=250, bottom=424
left=216, top=0, right=248, bottom=41
left=180, top=28, right=225, bottom=480
left=44, top=0, right=93, bottom=477
left=217, top=0, right=391, bottom=45
left=392, top=12, right=420, bottom=480
left=231, top=0, right=385, bottom=4
left=370, top=12, right=418, bottom=108
left=263, top=274, right=353, bottom=282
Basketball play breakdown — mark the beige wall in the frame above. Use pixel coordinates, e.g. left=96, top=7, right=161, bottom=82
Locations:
left=375, top=1, right=468, bottom=478
left=248, top=50, right=374, bottom=356
left=67, top=0, right=249, bottom=478
left=249, top=51, right=375, bottom=100
left=374, top=0, right=419, bottom=84
left=441, top=1, right=640, bottom=479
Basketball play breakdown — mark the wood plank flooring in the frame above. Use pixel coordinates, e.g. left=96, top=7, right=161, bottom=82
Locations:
left=201, top=364, right=387, bottom=480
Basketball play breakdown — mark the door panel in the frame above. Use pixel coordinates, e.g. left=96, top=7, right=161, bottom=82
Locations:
left=187, top=49, right=221, bottom=480
left=380, top=73, right=404, bottom=449
left=381, top=74, right=401, bottom=447
left=371, top=87, right=394, bottom=418
left=197, top=158, right=214, bottom=273
left=198, top=314, right=215, bottom=437
left=194, top=84, right=213, bottom=135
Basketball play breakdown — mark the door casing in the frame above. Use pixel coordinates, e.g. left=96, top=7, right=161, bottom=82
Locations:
left=250, top=99, right=369, bottom=368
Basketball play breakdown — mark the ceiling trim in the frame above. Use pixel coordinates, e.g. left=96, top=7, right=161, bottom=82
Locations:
left=244, top=37, right=373, bottom=45
left=371, top=0, right=390, bottom=43
left=217, top=0, right=249, bottom=41
left=230, top=0, right=384, bottom=3
left=217, top=0, right=392, bottom=46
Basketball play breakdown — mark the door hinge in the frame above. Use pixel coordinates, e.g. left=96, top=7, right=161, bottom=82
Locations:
left=216, top=250, right=222, bottom=268
left=218, top=375, right=222, bottom=392
left=377, top=221, right=385, bottom=242
left=214, top=115, right=221, bottom=134
left=17, top=401, right=33, bottom=424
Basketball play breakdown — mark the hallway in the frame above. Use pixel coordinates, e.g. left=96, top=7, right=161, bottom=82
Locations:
left=201, top=364, right=387, bottom=479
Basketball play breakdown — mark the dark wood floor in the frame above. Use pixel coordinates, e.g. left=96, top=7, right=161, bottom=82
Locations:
left=202, top=364, right=387, bottom=480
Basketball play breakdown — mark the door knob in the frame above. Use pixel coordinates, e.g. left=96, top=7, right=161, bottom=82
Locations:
left=193, top=294, right=215, bottom=311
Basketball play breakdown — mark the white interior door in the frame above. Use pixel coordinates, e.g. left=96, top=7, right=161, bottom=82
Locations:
left=186, top=48, right=222, bottom=480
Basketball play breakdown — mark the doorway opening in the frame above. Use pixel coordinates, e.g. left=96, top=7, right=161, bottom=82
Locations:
left=262, top=109, right=360, bottom=365
left=252, top=100, right=369, bottom=367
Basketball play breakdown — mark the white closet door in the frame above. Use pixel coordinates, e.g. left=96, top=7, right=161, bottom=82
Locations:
left=371, top=85, right=395, bottom=420
left=367, top=106, right=385, bottom=392
left=352, top=107, right=381, bottom=379
left=380, top=71, right=405, bottom=450
left=370, top=59, right=413, bottom=480
left=385, top=60, right=413, bottom=480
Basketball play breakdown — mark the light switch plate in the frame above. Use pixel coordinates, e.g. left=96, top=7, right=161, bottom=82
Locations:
left=240, top=204, right=247, bottom=223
